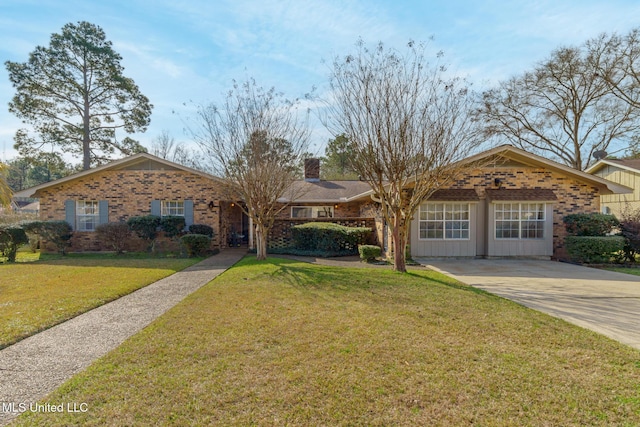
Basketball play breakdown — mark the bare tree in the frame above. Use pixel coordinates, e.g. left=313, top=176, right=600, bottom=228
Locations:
left=150, top=130, right=178, bottom=159
left=481, top=33, right=640, bottom=171
left=190, top=79, right=310, bottom=260
left=150, top=130, right=209, bottom=172
left=325, top=40, right=485, bottom=272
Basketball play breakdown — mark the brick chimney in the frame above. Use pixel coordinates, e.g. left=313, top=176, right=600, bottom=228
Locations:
left=304, top=158, right=320, bottom=182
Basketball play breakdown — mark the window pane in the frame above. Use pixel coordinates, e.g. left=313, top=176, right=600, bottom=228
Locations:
left=495, top=203, right=545, bottom=239
left=162, top=201, right=185, bottom=217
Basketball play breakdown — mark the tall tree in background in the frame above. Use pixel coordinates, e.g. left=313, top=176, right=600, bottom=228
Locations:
left=0, top=163, right=11, bottom=208
left=325, top=40, right=484, bottom=272
left=5, top=21, right=153, bottom=170
left=481, top=33, right=640, bottom=171
left=594, top=28, right=640, bottom=111
left=321, top=134, right=358, bottom=180
left=190, top=79, right=310, bottom=260
left=6, top=153, right=72, bottom=192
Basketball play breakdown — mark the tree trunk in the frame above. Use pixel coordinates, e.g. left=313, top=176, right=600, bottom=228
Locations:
left=391, top=214, right=407, bottom=273
left=255, top=223, right=268, bottom=260
left=83, top=93, right=91, bottom=170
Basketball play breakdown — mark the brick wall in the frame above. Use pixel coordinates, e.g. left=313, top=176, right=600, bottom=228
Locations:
left=35, top=170, right=225, bottom=252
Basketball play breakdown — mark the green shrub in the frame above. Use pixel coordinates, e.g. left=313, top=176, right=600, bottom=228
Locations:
left=565, top=236, right=625, bottom=263
left=291, top=222, right=371, bottom=255
left=563, top=213, right=619, bottom=236
left=0, top=226, right=29, bottom=262
left=160, top=216, right=186, bottom=238
left=189, top=224, right=214, bottom=237
left=127, top=215, right=160, bottom=252
left=180, top=234, right=211, bottom=257
left=22, top=220, right=73, bottom=255
left=619, top=210, right=640, bottom=262
left=96, top=222, right=131, bottom=254
left=358, top=244, right=381, bottom=262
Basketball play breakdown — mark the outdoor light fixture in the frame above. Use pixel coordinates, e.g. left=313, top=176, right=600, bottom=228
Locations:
left=208, top=201, right=217, bottom=210
left=494, top=178, right=503, bottom=188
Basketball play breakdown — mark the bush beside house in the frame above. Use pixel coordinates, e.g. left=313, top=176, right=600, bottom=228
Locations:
left=563, top=213, right=623, bottom=263
left=0, top=226, right=29, bottom=262
left=288, top=222, right=372, bottom=257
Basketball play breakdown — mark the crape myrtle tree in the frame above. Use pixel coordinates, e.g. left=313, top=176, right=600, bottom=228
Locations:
left=325, top=40, right=485, bottom=272
left=190, top=79, right=310, bottom=260
left=5, top=21, right=152, bottom=170
left=481, top=32, right=640, bottom=171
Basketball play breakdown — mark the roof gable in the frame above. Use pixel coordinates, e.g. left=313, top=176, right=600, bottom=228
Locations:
left=462, top=145, right=632, bottom=195
left=13, top=153, right=221, bottom=198
left=586, top=158, right=640, bottom=175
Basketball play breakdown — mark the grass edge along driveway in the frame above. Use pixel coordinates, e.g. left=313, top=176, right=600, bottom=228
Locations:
left=0, top=255, right=201, bottom=349
left=15, top=256, right=640, bottom=426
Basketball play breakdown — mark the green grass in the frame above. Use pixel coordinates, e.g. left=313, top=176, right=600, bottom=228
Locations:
left=15, top=257, right=640, bottom=426
left=605, top=267, right=640, bottom=276
left=0, top=252, right=201, bottom=348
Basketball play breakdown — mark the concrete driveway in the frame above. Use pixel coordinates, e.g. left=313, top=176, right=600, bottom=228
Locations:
left=421, top=259, right=640, bottom=350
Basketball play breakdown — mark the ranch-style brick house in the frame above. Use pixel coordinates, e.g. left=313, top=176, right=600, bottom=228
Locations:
left=15, top=145, right=631, bottom=259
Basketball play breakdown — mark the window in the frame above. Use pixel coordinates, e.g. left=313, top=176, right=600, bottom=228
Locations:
left=291, top=206, right=334, bottom=218
left=162, top=201, right=185, bottom=217
left=419, top=203, right=470, bottom=240
left=76, top=200, right=99, bottom=231
left=495, top=203, right=545, bottom=239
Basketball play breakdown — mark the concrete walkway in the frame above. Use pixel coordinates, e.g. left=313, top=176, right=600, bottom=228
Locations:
left=0, top=249, right=246, bottom=426
left=421, top=259, right=640, bottom=351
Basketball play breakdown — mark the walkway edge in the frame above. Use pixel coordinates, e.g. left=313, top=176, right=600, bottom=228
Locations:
left=0, top=249, right=246, bottom=426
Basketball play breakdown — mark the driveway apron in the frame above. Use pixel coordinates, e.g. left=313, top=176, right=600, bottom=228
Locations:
left=0, top=249, right=246, bottom=426
left=421, top=259, right=640, bottom=350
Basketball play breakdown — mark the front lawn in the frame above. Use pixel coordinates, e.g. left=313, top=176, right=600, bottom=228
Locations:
left=15, top=257, right=640, bottom=426
left=0, top=253, right=201, bottom=348
left=605, top=266, right=640, bottom=277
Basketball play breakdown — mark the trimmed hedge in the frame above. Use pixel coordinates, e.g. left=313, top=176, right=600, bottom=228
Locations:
left=358, top=244, right=381, bottom=262
left=160, top=216, right=186, bottom=238
left=181, top=234, right=211, bottom=257
left=291, top=222, right=371, bottom=255
left=189, top=224, right=215, bottom=238
left=563, top=213, right=619, bottom=236
left=127, top=215, right=161, bottom=252
left=565, top=236, right=625, bottom=263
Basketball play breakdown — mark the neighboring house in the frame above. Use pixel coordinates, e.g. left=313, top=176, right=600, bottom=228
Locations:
left=15, top=146, right=631, bottom=259
left=586, top=158, right=640, bottom=218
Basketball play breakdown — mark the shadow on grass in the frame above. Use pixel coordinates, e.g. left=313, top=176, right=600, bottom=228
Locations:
left=245, top=256, right=495, bottom=299
left=1, top=251, right=206, bottom=269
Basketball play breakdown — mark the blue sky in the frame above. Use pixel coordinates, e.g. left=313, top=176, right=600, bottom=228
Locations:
left=2, top=0, right=640, bottom=164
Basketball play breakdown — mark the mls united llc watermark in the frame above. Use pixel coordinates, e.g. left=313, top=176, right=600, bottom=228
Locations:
left=1, top=402, right=88, bottom=414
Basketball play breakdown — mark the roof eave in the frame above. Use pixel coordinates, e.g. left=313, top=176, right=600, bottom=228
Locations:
left=13, top=153, right=222, bottom=198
